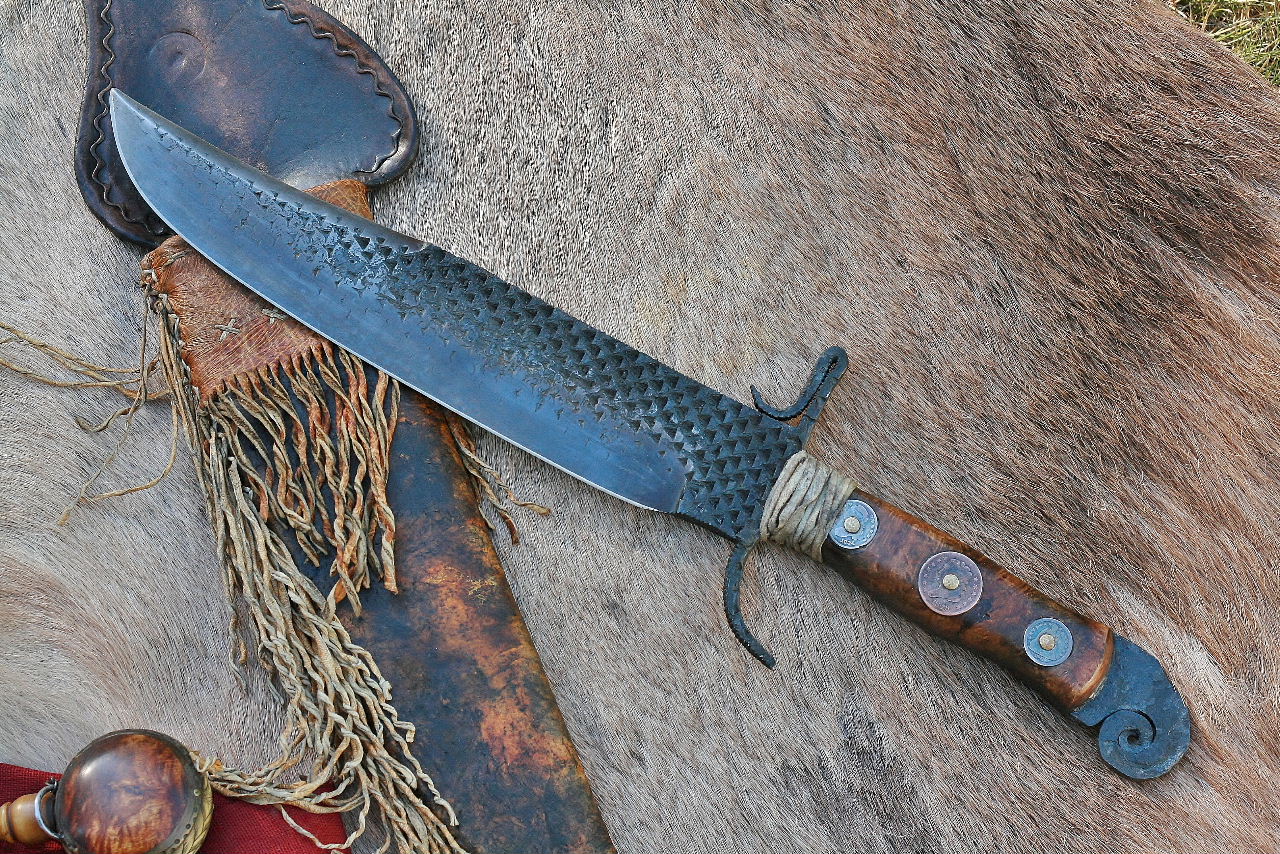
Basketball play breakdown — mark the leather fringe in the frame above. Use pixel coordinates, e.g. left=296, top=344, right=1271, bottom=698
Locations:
left=150, top=287, right=467, bottom=854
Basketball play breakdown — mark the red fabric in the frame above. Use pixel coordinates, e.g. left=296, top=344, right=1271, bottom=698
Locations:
left=0, top=762, right=347, bottom=853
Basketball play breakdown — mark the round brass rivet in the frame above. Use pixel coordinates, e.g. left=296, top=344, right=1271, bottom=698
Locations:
left=1038, top=633, right=1057, bottom=651
left=842, top=516, right=862, bottom=534
left=941, top=573, right=960, bottom=590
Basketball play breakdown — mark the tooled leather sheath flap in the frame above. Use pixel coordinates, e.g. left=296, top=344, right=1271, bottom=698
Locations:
left=78, top=0, right=418, bottom=246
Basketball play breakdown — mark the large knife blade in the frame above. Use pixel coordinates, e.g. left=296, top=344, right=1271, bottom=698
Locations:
left=108, top=89, right=1190, bottom=779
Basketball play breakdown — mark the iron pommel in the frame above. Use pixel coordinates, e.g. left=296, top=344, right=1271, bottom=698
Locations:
left=1071, top=635, right=1191, bottom=779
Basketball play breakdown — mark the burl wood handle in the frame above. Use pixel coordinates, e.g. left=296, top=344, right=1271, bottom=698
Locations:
left=823, top=491, right=1112, bottom=709
left=820, top=490, right=1190, bottom=778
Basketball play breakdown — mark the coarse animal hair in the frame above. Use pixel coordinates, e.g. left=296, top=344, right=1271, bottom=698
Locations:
left=1, top=0, right=1278, bottom=851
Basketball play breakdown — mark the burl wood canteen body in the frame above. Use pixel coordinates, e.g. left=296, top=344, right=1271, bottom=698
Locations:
left=0, top=730, right=212, bottom=854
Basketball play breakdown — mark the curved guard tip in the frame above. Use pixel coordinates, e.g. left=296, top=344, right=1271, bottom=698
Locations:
left=1072, top=635, right=1191, bottom=779
left=723, top=542, right=777, bottom=669
left=750, top=346, right=849, bottom=424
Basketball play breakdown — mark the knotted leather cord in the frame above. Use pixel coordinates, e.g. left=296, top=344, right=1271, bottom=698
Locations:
left=759, top=451, right=857, bottom=559
left=445, top=416, right=551, bottom=544
left=0, top=278, right=466, bottom=853
left=0, top=317, right=157, bottom=397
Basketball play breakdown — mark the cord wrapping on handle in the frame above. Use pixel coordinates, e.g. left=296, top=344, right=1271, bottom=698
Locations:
left=759, top=451, right=857, bottom=560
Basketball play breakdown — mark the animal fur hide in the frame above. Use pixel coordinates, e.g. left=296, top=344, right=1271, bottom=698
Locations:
left=1, top=0, right=1278, bottom=851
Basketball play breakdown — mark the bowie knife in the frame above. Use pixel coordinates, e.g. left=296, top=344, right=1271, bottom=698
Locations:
left=108, top=89, right=1190, bottom=779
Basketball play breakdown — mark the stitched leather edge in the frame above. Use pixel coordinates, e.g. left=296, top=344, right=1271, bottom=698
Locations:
left=75, top=0, right=420, bottom=245
left=263, top=0, right=416, bottom=182
left=80, top=0, right=163, bottom=238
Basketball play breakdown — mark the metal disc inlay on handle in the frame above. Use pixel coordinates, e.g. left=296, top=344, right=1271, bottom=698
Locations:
left=917, top=551, right=984, bottom=616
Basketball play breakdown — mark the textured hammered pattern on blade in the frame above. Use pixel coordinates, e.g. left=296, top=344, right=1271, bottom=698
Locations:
left=133, top=108, right=807, bottom=543
left=308, top=215, right=807, bottom=541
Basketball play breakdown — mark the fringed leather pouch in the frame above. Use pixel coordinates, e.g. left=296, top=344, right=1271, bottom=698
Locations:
left=65, top=1, right=615, bottom=851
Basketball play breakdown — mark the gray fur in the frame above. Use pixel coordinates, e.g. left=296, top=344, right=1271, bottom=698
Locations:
left=2, top=0, right=1279, bottom=851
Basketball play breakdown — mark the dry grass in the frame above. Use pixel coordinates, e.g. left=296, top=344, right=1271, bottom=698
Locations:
left=1174, top=0, right=1280, bottom=83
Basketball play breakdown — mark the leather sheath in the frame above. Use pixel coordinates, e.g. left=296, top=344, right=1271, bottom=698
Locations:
left=78, top=0, right=418, bottom=246
left=146, top=182, right=616, bottom=854
left=83, top=0, right=615, bottom=849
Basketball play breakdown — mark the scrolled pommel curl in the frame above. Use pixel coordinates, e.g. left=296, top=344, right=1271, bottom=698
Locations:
left=1071, top=636, right=1191, bottom=779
